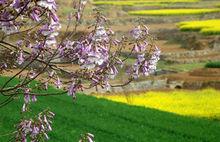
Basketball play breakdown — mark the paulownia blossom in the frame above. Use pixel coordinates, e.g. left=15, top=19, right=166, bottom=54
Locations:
left=79, top=133, right=95, bottom=142
left=37, top=0, right=57, bottom=11
left=75, top=0, right=88, bottom=21
left=15, top=110, right=55, bottom=141
left=55, top=77, right=62, bottom=89
left=17, top=51, right=24, bottom=65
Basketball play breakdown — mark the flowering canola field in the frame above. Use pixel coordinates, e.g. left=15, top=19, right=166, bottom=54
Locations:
left=93, top=0, right=199, bottom=6
left=128, top=8, right=220, bottom=16
left=96, top=89, right=220, bottom=118
left=177, top=19, right=220, bottom=35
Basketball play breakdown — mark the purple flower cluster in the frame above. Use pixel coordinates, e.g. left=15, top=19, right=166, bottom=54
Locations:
left=58, top=19, right=125, bottom=91
left=37, top=0, right=60, bottom=47
left=0, top=0, right=60, bottom=46
left=131, top=46, right=161, bottom=78
left=67, top=82, right=82, bottom=98
left=128, top=25, right=161, bottom=79
left=59, top=25, right=111, bottom=70
left=55, top=77, right=62, bottom=89
left=15, top=110, right=55, bottom=142
left=0, top=0, right=31, bottom=34
left=92, top=26, right=109, bottom=42
left=22, top=88, right=37, bottom=112
left=0, top=0, right=7, bottom=5
left=30, top=8, right=41, bottom=22
left=37, top=0, right=57, bottom=11
left=58, top=20, right=160, bottom=92
left=79, top=45, right=109, bottom=69
left=0, top=11, right=18, bottom=34
left=130, top=25, right=149, bottom=40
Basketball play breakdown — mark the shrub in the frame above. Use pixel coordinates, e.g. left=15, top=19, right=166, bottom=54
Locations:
left=205, top=61, right=220, bottom=68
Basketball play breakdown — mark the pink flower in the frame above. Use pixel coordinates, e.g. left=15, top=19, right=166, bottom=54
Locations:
left=81, top=0, right=88, bottom=6
left=76, top=11, right=81, bottom=21
left=22, top=103, right=27, bottom=112
left=24, top=88, right=30, bottom=103
left=0, top=0, right=7, bottom=4
left=17, top=51, right=24, bottom=65
left=92, top=26, right=109, bottom=42
left=55, top=77, right=62, bottom=89
left=130, top=26, right=142, bottom=39
left=68, top=83, right=77, bottom=98
left=31, top=95, right=37, bottom=102
left=1, top=21, right=18, bottom=34
left=37, top=0, right=57, bottom=11
left=30, top=8, right=41, bottom=22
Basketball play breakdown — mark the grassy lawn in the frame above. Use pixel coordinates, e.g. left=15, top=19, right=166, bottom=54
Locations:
left=1, top=77, right=220, bottom=142
left=177, top=19, right=220, bottom=35
left=96, top=89, right=220, bottom=119
left=128, top=8, right=220, bottom=16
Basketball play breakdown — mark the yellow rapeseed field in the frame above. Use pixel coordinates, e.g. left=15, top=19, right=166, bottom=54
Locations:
left=128, top=9, right=220, bottom=16
left=96, top=89, right=220, bottom=119
left=93, top=0, right=199, bottom=6
left=178, top=19, right=220, bottom=35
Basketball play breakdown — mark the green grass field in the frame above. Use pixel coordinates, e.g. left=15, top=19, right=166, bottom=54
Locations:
left=157, top=61, right=206, bottom=72
left=1, top=77, right=220, bottom=142
left=128, top=8, right=220, bottom=16
left=177, top=19, right=220, bottom=35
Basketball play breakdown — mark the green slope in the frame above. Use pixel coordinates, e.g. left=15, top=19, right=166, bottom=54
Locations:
left=0, top=77, right=220, bottom=142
